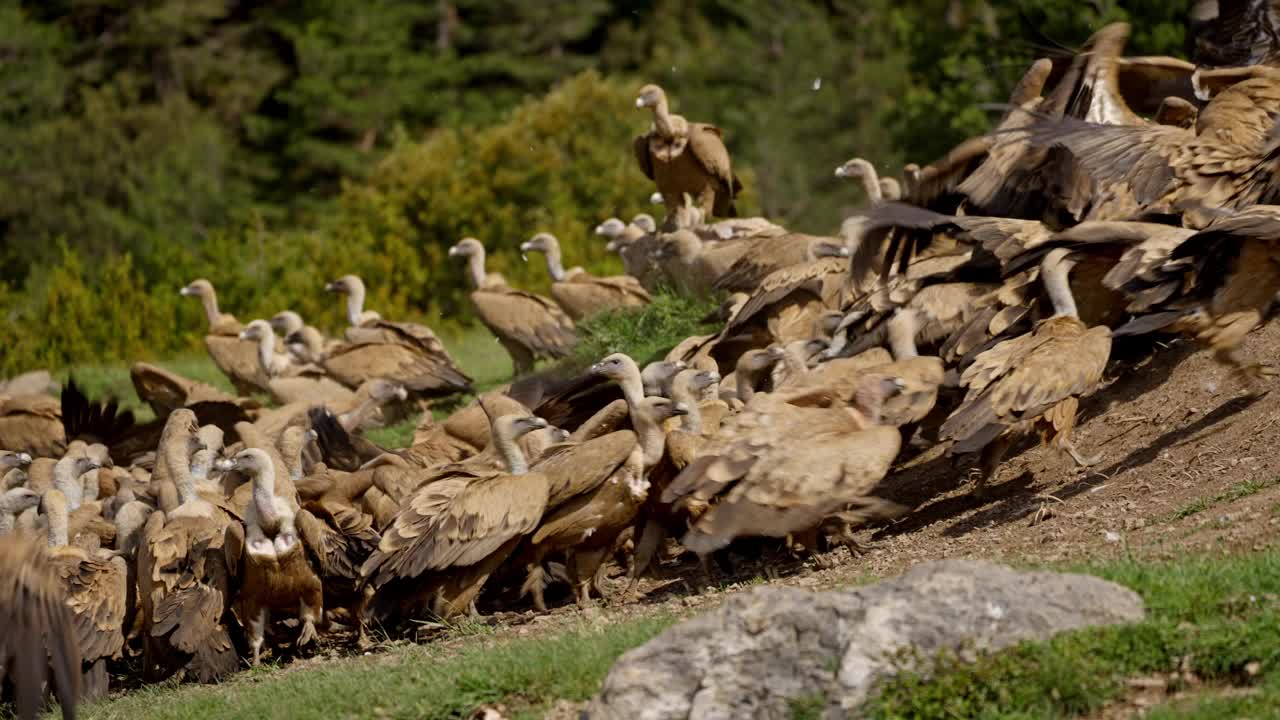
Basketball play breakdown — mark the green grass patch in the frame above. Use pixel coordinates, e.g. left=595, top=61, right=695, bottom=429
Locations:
left=82, top=615, right=676, bottom=720
left=565, top=291, right=719, bottom=371
left=869, top=549, right=1280, bottom=719
left=363, top=413, right=420, bottom=449
left=1167, top=477, right=1280, bottom=523
left=1145, top=673, right=1280, bottom=719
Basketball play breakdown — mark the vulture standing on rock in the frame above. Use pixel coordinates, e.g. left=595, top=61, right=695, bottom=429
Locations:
left=520, top=232, right=651, bottom=321
left=179, top=279, right=267, bottom=395
left=634, top=83, right=742, bottom=226
left=448, top=238, right=578, bottom=376
left=321, top=275, right=473, bottom=398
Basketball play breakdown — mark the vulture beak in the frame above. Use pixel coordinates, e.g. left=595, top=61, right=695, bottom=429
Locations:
left=519, top=241, right=534, bottom=254
left=305, top=429, right=319, bottom=444
left=394, top=386, right=408, bottom=401
left=635, top=97, right=646, bottom=108
left=179, top=286, right=196, bottom=297
left=447, top=246, right=461, bottom=257
left=605, top=240, right=620, bottom=253
left=594, top=224, right=605, bottom=235
left=238, top=329, right=252, bottom=341
left=213, top=457, right=235, bottom=472
left=671, top=402, right=690, bottom=417
left=588, top=361, right=607, bottom=376
left=530, top=417, right=550, bottom=430
left=707, top=371, right=721, bottom=382
left=16, top=452, right=32, bottom=467
left=324, top=281, right=342, bottom=293
left=649, top=192, right=664, bottom=205
left=834, top=165, right=849, bottom=178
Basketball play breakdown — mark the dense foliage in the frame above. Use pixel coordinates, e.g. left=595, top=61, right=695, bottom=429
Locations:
left=2, top=0, right=1192, bottom=374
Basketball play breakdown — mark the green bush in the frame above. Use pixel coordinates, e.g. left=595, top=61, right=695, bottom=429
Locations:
left=1, top=71, right=681, bottom=375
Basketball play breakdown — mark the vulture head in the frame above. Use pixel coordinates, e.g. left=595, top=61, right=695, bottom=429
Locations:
left=448, top=237, right=486, bottom=259
left=519, top=232, right=560, bottom=256
left=179, top=278, right=215, bottom=299
left=238, top=319, right=274, bottom=342
left=833, top=157, right=875, bottom=180
left=197, top=425, right=225, bottom=455
left=365, top=379, right=409, bottom=404
left=812, top=241, right=851, bottom=259
left=0, top=486, right=40, bottom=514
left=493, top=414, right=549, bottom=440
left=631, top=214, right=658, bottom=234
left=270, top=310, right=305, bottom=336
left=635, top=84, right=667, bottom=110
left=224, top=447, right=272, bottom=477
left=0, top=451, right=32, bottom=471
left=324, top=274, right=366, bottom=296
left=641, top=360, right=687, bottom=397
left=595, top=218, right=626, bottom=238
left=590, top=353, right=642, bottom=386
left=641, top=397, right=689, bottom=421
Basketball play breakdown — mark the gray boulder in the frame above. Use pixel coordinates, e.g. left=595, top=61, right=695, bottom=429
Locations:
left=585, top=560, right=1144, bottom=720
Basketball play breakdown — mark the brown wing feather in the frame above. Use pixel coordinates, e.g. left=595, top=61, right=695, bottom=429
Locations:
left=471, top=288, right=578, bottom=360
left=204, top=335, right=265, bottom=395
left=532, top=429, right=637, bottom=505
left=633, top=133, right=655, bottom=180
left=362, top=471, right=551, bottom=587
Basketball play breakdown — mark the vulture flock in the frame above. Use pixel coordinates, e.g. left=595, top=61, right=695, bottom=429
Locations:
left=8, top=9, right=1280, bottom=714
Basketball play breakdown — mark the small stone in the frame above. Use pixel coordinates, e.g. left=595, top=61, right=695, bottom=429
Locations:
left=1105, top=531, right=1121, bottom=543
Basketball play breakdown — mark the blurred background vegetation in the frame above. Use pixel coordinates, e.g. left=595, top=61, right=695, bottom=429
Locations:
left=1, top=0, right=1190, bottom=375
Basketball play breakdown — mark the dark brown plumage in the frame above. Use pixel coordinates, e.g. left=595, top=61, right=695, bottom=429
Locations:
left=634, top=84, right=743, bottom=225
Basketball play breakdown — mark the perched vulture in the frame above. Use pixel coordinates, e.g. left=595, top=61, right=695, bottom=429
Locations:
left=634, top=84, right=743, bottom=226
left=179, top=279, right=267, bottom=395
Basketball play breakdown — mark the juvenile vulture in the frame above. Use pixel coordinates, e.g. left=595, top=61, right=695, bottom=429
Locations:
left=0, top=533, right=81, bottom=720
left=521, top=232, right=651, bottom=320
left=322, top=275, right=473, bottom=398
left=941, top=248, right=1112, bottom=496
left=634, top=84, right=742, bottom=225
left=180, top=279, right=267, bottom=395
left=448, top=238, right=578, bottom=376
left=362, top=413, right=553, bottom=621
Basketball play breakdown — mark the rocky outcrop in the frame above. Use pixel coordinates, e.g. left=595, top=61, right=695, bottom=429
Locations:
left=585, top=560, right=1145, bottom=719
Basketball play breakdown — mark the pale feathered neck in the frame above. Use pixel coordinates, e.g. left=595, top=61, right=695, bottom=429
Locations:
left=887, top=309, right=920, bottom=360
left=52, top=457, right=84, bottom=511
left=346, top=284, right=380, bottom=326
left=466, top=248, right=488, bottom=290
left=492, top=423, right=529, bottom=475
left=198, top=290, right=222, bottom=329
left=670, top=378, right=703, bottom=435
left=631, top=405, right=668, bottom=469
left=1041, top=252, right=1080, bottom=319
left=250, top=458, right=283, bottom=532
left=538, top=236, right=567, bottom=282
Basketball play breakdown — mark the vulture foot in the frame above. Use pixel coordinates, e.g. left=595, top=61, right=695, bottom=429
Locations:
left=297, top=618, right=318, bottom=649
left=520, top=564, right=550, bottom=613
left=1062, top=441, right=1102, bottom=469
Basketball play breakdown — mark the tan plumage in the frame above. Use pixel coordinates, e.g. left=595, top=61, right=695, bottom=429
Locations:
left=136, top=410, right=242, bottom=683
left=41, top=489, right=127, bottom=701
left=129, top=362, right=258, bottom=423
left=180, top=279, right=268, bottom=395
left=449, top=239, right=577, bottom=375
left=713, top=234, right=846, bottom=293
left=362, top=415, right=552, bottom=621
left=941, top=250, right=1112, bottom=495
left=633, top=84, right=742, bottom=224
left=322, top=275, right=472, bottom=397
left=0, top=392, right=64, bottom=458
left=1111, top=206, right=1280, bottom=380
left=0, top=533, right=81, bottom=720
left=663, top=375, right=905, bottom=555
left=521, top=232, right=650, bottom=321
